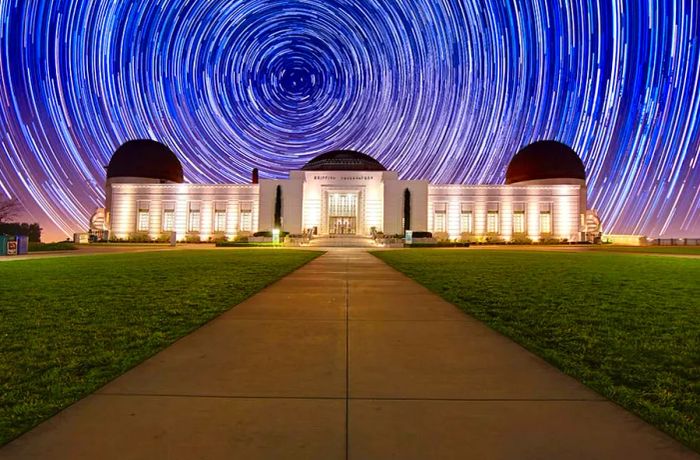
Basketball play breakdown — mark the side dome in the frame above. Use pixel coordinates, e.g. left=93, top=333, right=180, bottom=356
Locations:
left=301, top=150, right=386, bottom=171
left=107, top=139, right=184, bottom=183
left=505, top=141, right=585, bottom=184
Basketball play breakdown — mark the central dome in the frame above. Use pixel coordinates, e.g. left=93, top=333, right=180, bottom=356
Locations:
left=301, top=150, right=386, bottom=171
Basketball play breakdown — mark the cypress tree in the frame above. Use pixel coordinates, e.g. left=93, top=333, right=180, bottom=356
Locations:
left=403, top=188, right=411, bottom=232
left=274, top=185, right=282, bottom=229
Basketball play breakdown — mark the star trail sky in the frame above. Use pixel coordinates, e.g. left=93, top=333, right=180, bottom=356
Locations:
left=0, top=0, right=699, bottom=239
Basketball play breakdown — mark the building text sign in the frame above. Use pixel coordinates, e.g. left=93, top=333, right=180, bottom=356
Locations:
left=313, top=175, right=375, bottom=181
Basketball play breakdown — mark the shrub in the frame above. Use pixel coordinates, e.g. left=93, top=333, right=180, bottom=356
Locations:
left=459, top=232, right=478, bottom=243
left=408, top=242, right=470, bottom=248
left=510, top=235, right=533, bottom=245
left=28, top=242, right=77, bottom=252
left=0, top=223, right=42, bottom=242
left=155, top=232, right=173, bottom=243
left=185, top=233, right=201, bottom=243
left=539, top=236, right=565, bottom=245
left=209, top=233, right=228, bottom=243
left=215, top=241, right=274, bottom=247
left=411, top=231, right=432, bottom=239
left=128, top=232, right=151, bottom=243
left=407, top=243, right=437, bottom=248
left=433, top=232, right=450, bottom=242
left=253, top=230, right=290, bottom=238
left=485, top=235, right=505, bottom=244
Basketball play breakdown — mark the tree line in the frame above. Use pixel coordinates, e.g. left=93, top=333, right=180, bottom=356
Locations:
left=0, top=198, right=42, bottom=242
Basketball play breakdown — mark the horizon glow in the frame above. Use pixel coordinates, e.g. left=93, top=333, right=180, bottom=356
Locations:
left=0, top=0, right=699, bottom=239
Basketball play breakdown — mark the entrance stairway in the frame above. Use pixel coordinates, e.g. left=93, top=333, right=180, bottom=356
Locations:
left=307, top=235, right=377, bottom=248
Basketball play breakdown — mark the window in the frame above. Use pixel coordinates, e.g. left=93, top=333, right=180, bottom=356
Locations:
left=137, top=201, right=149, bottom=232
left=434, top=213, right=446, bottom=232
left=214, top=202, right=227, bottom=232
left=487, top=212, right=499, bottom=233
left=240, top=202, right=252, bottom=232
left=188, top=202, right=201, bottom=232
left=162, top=202, right=175, bottom=231
left=433, top=203, right=446, bottom=232
left=329, top=193, right=357, bottom=217
left=513, top=212, right=525, bottom=234
left=460, top=212, right=473, bottom=233
left=540, top=202, right=552, bottom=234
left=540, top=212, right=552, bottom=234
left=486, top=202, right=499, bottom=234
left=460, top=203, right=473, bottom=233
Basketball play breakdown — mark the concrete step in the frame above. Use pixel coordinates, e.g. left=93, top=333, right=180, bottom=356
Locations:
left=308, top=236, right=377, bottom=247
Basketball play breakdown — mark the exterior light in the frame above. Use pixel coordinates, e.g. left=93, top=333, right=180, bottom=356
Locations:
left=272, top=228, right=280, bottom=245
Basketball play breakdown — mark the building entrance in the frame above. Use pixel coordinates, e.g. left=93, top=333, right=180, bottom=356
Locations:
left=329, top=216, right=356, bottom=235
left=328, top=193, right=358, bottom=235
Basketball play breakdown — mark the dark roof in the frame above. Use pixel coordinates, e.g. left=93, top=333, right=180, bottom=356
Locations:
left=301, top=150, right=386, bottom=171
left=505, top=141, right=585, bottom=184
left=107, top=140, right=184, bottom=183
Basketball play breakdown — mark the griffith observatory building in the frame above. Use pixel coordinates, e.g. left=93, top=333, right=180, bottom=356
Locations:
left=97, top=140, right=601, bottom=243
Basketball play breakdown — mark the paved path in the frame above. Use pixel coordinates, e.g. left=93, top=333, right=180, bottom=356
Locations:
left=1, top=249, right=695, bottom=459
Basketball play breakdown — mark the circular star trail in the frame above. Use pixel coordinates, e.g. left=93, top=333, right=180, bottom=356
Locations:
left=0, top=0, right=699, bottom=238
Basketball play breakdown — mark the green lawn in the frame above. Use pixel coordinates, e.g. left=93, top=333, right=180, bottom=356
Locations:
left=590, top=245, right=700, bottom=256
left=0, top=249, right=321, bottom=445
left=372, top=249, right=700, bottom=451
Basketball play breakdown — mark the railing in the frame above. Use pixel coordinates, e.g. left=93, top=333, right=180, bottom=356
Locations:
left=651, top=238, right=700, bottom=246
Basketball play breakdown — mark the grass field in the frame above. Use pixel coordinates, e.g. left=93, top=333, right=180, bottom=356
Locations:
left=372, top=249, right=700, bottom=451
left=0, top=249, right=321, bottom=445
left=591, top=245, right=700, bottom=255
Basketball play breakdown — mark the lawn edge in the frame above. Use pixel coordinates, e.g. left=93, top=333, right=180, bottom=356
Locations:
left=368, top=249, right=699, bottom=454
left=1, top=249, right=325, bottom=447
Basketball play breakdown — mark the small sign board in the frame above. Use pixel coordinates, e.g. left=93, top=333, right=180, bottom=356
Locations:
left=272, top=229, right=280, bottom=245
left=405, top=230, right=413, bottom=245
left=7, top=240, right=17, bottom=256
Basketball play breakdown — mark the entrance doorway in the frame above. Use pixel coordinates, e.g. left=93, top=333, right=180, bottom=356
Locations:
left=329, top=216, right=355, bottom=235
left=328, top=193, right=358, bottom=235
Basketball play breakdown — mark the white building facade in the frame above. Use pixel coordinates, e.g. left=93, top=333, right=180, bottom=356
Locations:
left=103, top=141, right=598, bottom=242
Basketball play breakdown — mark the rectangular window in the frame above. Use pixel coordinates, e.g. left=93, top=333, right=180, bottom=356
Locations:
left=540, top=212, right=552, bottom=234
left=460, top=212, right=473, bottom=233
left=240, top=202, right=252, bottom=232
left=188, top=202, right=201, bottom=232
left=137, top=201, right=149, bottom=232
left=434, top=213, right=446, bottom=232
left=433, top=202, right=446, bottom=232
left=162, top=202, right=175, bottom=231
left=214, top=212, right=226, bottom=232
left=214, top=202, right=227, bottom=232
left=487, top=212, right=499, bottom=233
left=460, top=203, right=473, bottom=233
left=540, top=202, right=552, bottom=234
left=513, top=212, right=525, bottom=234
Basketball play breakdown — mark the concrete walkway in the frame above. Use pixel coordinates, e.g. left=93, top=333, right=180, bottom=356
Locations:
left=1, top=249, right=695, bottom=459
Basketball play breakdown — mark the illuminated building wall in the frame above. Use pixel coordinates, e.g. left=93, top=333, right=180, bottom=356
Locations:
left=427, top=184, right=584, bottom=241
left=110, top=183, right=259, bottom=241
left=107, top=165, right=588, bottom=241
